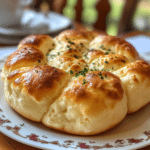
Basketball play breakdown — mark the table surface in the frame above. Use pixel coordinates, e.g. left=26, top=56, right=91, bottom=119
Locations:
left=0, top=22, right=150, bottom=150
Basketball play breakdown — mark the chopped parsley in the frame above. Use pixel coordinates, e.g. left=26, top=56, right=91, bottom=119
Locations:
left=89, top=48, right=94, bottom=51
left=49, top=48, right=54, bottom=51
left=66, top=45, right=72, bottom=50
left=74, top=54, right=79, bottom=58
left=75, top=73, right=79, bottom=77
left=98, top=72, right=104, bottom=79
left=75, top=68, right=88, bottom=77
left=68, top=41, right=75, bottom=45
left=38, top=59, right=41, bottom=63
left=100, top=76, right=104, bottom=79
left=104, top=61, right=109, bottom=64
left=121, top=60, right=126, bottom=63
left=49, top=54, right=56, bottom=59
left=70, top=70, right=73, bottom=74
left=80, top=43, right=84, bottom=47
left=99, top=45, right=105, bottom=50
left=82, top=79, right=88, bottom=85
left=105, top=52, right=109, bottom=55
left=98, top=72, right=102, bottom=76
left=99, top=45, right=104, bottom=48
left=83, top=54, right=88, bottom=59
left=94, top=69, right=99, bottom=71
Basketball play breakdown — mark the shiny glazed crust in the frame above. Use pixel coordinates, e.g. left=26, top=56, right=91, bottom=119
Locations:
left=2, top=29, right=150, bottom=135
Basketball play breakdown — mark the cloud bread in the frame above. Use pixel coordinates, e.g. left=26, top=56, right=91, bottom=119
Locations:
left=2, top=29, right=150, bottom=135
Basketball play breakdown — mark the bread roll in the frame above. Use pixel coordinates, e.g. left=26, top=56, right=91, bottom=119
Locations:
left=114, top=60, right=150, bottom=113
left=42, top=71, right=127, bottom=135
left=2, top=29, right=149, bottom=135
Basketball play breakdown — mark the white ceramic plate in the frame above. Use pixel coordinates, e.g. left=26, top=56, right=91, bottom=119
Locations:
left=0, top=11, right=72, bottom=36
left=0, top=36, right=150, bottom=150
left=0, top=11, right=72, bottom=44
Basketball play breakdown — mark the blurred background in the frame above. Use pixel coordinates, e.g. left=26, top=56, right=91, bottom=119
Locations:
left=28, top=0, right=150, bottom=36
left=106, top=0, right=150, bottom=35
left=0, top=0, right=149, bottom=45
left=61, top=0, right=150, bottom=35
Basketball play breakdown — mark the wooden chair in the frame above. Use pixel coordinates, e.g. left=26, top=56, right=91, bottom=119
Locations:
left=29, top=0, right=111, bottom=32
left=28, top=0, right=141, bottom=36
left=117, top=0, right=140, bottom=36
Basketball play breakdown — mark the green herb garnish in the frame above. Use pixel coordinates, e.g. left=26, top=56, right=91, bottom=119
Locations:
left=38, top=59, right=41, bottom=63
left=98, top=72, right=104, bottom=79
left=70, top=70, right=73, bottom=74
left=74, top=54, right=79, bottom=58
left=121, top=60, right=126, bottom=63
left=105, top=52, right=109, bottom=55
left=82, top=79, right=88, bottom=85
left=104, top=61, right=109, bottom=64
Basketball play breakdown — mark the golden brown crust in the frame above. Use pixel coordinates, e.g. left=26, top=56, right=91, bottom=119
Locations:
left=18, top=34, right=53, bottom=49
left=64, top=71, right=124, bottom=116
left=7, top=65, right=70, bottom=101
left=114, top=60, right=150, bottom=113
left=90, top=35, right=139, bottom=61
left=4, top=47, right=45, bottom=72
left=117, top=60, right=150, bottom=78
left=98, top=53, right=129, bottom=67
left=126, top=60, right=150, bottom=77
left=62, top=48, right=83, bottom=58
left=55, top=29, right=101, bottom=41
left=87, top=49, right=105, bottom=62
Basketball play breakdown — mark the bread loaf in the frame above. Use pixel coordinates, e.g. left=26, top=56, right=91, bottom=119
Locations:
left=2, top=29, right=150, bottom=135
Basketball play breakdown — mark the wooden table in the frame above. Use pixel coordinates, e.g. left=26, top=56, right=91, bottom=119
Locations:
left=0, top=24, right=150, bottom=150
